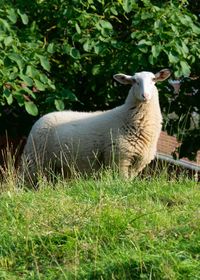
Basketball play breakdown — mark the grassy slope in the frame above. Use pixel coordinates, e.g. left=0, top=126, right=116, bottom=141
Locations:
left=0, top=173, right=200, bottom=280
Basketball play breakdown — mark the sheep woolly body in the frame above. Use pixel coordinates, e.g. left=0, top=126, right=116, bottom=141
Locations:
left=21, top=69, right=171, bottom=183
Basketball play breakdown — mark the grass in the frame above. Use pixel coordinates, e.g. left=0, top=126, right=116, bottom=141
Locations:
left=0, top=167, right=200, bottom=279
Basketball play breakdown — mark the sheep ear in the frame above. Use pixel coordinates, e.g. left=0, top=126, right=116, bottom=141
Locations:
left=113, top=74, right=134, bottom=85
left=154, top=69, right=171, bottom=82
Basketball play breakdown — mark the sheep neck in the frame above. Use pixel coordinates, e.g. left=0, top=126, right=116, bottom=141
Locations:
left=121, top=89, right=162, bottom=151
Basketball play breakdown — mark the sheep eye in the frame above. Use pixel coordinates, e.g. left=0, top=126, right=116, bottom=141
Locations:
left=132, top=78, right=138, bottom=85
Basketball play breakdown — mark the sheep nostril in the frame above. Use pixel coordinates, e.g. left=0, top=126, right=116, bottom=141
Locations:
left=143, top=93, right=150, bottom=100
left=142, top=93, right=146, bottom=100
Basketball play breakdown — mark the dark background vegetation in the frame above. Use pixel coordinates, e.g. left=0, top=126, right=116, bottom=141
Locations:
left=0, top=0, right=200, bottom=160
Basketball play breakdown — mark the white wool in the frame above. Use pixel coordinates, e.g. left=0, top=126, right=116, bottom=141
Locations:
left=20, top=69, right=171, bottom=185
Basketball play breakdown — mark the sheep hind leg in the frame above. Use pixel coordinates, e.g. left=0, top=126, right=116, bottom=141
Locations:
left=18, top=156, right=39, bottom=188
left=19, top=148, right=50, bottom=188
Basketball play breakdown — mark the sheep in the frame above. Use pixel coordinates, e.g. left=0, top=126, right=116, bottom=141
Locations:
left=20, top=69, right=171, bottom=185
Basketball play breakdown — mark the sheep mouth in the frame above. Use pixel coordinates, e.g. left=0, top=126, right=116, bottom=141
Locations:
left=142, top=98, right=150, bottom=103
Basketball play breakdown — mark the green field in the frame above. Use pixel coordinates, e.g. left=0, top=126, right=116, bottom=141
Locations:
left=0, top=170, right=200, bottom=279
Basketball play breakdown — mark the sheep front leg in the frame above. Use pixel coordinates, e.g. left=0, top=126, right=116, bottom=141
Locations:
left=118, top=154, right=143, bottom=179
left=103, top=151, right=129, bottom=178
left=128, top=155, right=143, bottom=178
left=118, top=158, right=132, bottom=179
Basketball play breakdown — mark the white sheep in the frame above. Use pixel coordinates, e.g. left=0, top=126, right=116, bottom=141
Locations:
left=20, top=69, right=171, bottom=185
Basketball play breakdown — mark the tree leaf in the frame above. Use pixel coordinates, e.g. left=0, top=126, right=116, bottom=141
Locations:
left=26, top=65, right=38, bottom=78
left=34, top=79, right=46, bottom=91
left=99, top=20, right=113, bottom=30
left=94, top=44, right=103, bottom=55
left=17, top=9, right=28, bottom=25
left=110, top=7, right=118, bottom=15
left=154, top=20, right=161, bottom=29
left=168, top=52, right=179, bottom=64
left=25, top=101, right=38, bottom=116
left=13, top=91, right=24, bottom=106
left=179, top=15, right=191, bottom=26
left=47, top=79, right=56, bottom=90
left=122, top=0, right=133, bottom=13
left=148, top=54, right=154, bottom=65
left=8, top=53, right=24, bottom=70
left=47, top=43, right=55, bottom=54
left=182, top=41, right=189, bottom=57
left=7, top=8, right=17, bottom=24
left=92, top=64, right=101, bottom=75
left=70, top=48, right=81, bottom=59
left=4, top=36, right=13, bottom=46
left=60, top=88, right=75, bottom=99
left=19, top=74, right=33, bottom=86
left=3, top=89, right=13, bottom=105
left=39, top=73, right=48, bottom=84
left=83, top=40, right=91, bottom=52
left=180, top=61, right=191, bottom=76
left=37, top=55, right=51, bottom=72
left=191, top=24, right=200, bottom=34
left=138, top=39, right=152, bottom=46
left=0, top=18, right=11, bottom=30
left=54, top=99, right=65, bottom=111
left=75, top=23, right=81, bottom=34
left=151, top=45, right=161, bottom=58
left=22, top=87, right=36, bottom=99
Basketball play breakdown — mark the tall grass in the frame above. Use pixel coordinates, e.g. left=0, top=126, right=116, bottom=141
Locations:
left=0, top=144, right=20, bottom=192
left=0, top=152, right=199, bottom=279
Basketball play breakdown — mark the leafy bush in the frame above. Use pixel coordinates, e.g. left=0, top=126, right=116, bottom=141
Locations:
left=0, top=0, right=200, bottom=158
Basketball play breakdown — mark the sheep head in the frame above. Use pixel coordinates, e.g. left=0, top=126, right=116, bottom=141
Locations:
left=113, top=69, right=171, bottom=102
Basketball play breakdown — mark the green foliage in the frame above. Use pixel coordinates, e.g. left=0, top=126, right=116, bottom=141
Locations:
left=164, top=76, right=200, bottom=160
left=0, top=5, right=55, bottom=117
left=0, top=0, right=200, bottom=157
